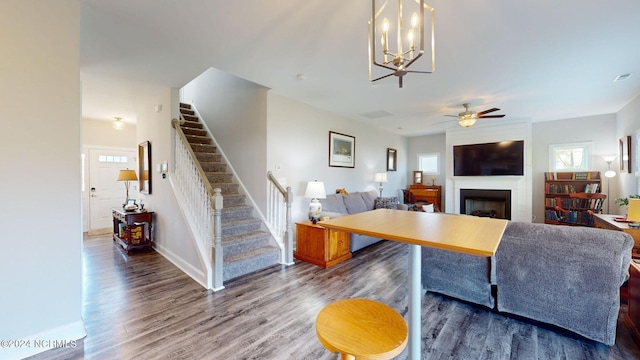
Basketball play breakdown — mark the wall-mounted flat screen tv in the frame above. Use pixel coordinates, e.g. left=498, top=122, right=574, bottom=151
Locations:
left=454, top=140, right=524, bottom=176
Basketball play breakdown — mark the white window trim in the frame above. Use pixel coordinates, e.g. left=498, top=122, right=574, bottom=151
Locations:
left=548, top=141, right=593, bottom=171
left=418, top=152, right=440, bottom=175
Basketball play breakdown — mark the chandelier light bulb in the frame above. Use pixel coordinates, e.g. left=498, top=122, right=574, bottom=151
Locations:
left=411, top=12, right=418, bottom=27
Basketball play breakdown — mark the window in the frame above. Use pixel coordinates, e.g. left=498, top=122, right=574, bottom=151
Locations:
left=418, top=153, right=439, bottom=175
left=98, top=155, right=128, bottom=163
left=549, top=142, right=592, bottom=171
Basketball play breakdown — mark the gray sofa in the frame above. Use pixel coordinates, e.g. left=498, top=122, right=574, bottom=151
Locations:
left=421, top=220, right=633, bottom=345
left=319, top=190, right=405, bottom=252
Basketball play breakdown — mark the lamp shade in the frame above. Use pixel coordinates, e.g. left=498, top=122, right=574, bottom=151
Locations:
left=117, top=169, right=138, bottom=181
left=604, top=170, right=616, bottom=178
left=304, top=181, right=326, bottom=199
left=374, top=172, right=388, bottom=183
left=629, top=199, right=640, bottom=222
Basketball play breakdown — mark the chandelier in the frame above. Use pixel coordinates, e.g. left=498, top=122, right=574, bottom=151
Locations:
left=368, top=0, right=435, bottom=88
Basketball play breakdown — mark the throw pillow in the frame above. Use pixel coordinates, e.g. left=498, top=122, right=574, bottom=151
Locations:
left=336, top=188, right=348, bottom=194
left=374, top=196, right=398, bottom=210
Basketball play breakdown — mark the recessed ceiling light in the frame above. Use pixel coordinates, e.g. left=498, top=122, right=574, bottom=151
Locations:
left=296, top=74, right=306, bottom=81
left=614, top=73, right=632, bottom=82
left=362, top=110, right=393, bottom=119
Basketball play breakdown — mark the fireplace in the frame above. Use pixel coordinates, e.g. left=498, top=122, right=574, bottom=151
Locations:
left=460, top=189, right=512, bottom=220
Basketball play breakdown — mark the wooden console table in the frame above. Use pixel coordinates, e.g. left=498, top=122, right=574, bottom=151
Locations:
left=593, top=214, right=640, bottom=257
left=408, top=184, right=441, bottom=211
left=112, top=208, right=154, bottom=253
left=294, top=220, right=351, bottom=268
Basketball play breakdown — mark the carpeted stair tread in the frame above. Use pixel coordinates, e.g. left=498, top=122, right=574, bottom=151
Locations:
left=181, top=121, right=203, bottom=129
left=223, top=231, right=272, bottom=258
left=183, top=128, right=208, bottom=137
left=222, top=246, right=280, bottom=281
left=186, top=135, right=211, bottom=144
left=190, top=144, right=216, bottom=153
left=224, top=246, right=279, bottom=264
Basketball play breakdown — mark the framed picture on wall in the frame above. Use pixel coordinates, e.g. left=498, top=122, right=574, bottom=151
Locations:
left=413, top=171, right=423, bottom=184
left=620, top=135, right=632, bottom=173
left=329, top=131, right=355, bottom=168
left=387, top=148, right=397, bottom=171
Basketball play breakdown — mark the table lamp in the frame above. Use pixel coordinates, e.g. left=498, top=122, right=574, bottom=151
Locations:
left=305, top=180, right=326, bottom=224
left=374, top=172, right=388, bottom=197
left=117, top=169, right=138, bottom=207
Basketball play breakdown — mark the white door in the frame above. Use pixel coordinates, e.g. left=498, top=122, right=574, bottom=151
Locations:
left=88, top=148, right=137, bottom=231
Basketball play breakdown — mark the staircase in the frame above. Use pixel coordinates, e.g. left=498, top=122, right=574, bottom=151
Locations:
left=178, top=103, right=280, bottom=282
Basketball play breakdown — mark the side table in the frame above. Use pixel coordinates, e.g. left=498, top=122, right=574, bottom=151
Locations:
left=295, top=220, right=351, bottom=268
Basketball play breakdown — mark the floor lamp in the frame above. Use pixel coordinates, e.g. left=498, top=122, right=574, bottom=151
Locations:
left=602, top=155, right=617, bottom=213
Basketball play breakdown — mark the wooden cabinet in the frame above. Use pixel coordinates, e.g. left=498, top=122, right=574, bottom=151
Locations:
left=112, top=208, right=154, bottom=253
left=408, top=185, right=441, bottom=212
left=625, top=260, right=640, bottom=347
left=295, top=220, right=351, bottom=268
left=544, top=171, right=601, bottom=224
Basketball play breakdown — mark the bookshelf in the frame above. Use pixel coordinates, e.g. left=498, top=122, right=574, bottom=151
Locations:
left=544, top=171, right=602, bottom=225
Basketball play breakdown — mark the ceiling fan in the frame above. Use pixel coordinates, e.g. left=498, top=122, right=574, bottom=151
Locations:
left=443, top=103, right=506, bottom=127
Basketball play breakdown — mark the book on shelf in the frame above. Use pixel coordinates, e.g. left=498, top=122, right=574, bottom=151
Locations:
left=584, top=183, right=599, bottom=193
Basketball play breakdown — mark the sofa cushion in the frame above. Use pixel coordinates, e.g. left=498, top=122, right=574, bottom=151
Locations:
left=319, top=193, right=348, bottom=214
left=374, top=196, right=398, bottom=209
left=360, top=190, right=378, bottom=210
left=344, top=192, right=368, bottom=214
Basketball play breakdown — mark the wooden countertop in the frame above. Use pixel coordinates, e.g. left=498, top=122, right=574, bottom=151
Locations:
left=319, top=209, right=507, bottom=257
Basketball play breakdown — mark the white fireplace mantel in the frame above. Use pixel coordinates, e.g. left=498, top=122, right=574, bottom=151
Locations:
left=444, top=119, right=533, bottom=222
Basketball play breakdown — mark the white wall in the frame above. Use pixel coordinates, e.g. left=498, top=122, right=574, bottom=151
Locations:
left=267, top=93, right=408, bottom=222
left=616, top=95, right=640, bottom=210
left=134, top=88, right=208, bottom=287
left=180, top=68, right=269, bottom=213
left=532, top=114, right=618, bottom=220
left=82, top=118, right=137, bottom=148
left=0, top=1, right=85, bottom=359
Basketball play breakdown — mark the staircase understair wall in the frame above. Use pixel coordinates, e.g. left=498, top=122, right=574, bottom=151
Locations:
left=178, top=103, right=280, bottom=282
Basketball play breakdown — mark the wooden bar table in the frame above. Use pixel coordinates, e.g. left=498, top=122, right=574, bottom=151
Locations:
left=319, top=209, right=508, bottom=360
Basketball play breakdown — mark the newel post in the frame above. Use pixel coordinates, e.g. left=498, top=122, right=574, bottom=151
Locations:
left=284, top=186, right=294, bottom=265
left=212, top=188, right=224, bottom=291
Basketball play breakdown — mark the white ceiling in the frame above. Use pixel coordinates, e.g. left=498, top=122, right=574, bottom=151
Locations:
left=80, top=0, right=640, bottom=137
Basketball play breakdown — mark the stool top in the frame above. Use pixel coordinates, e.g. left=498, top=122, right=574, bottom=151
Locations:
left=316, top=298, right=408, bottom=360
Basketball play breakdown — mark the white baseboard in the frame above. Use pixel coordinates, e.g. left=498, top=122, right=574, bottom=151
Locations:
left=153, top=243, right=208, bottom=289
left=0, top=321, right=86, bottom=360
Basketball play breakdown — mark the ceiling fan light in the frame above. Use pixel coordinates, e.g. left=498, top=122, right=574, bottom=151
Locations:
left=458, top=118, right=477, bottom=127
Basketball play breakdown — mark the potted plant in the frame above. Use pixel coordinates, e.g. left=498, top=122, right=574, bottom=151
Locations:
left=615, top=194, right=640, bottom=208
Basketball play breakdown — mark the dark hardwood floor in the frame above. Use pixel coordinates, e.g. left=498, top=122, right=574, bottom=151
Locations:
left=29, top=234, right=640, bottom=359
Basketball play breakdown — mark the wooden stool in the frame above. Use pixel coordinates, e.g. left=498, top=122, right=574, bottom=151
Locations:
left=316, top=298, right=408, bottom=360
